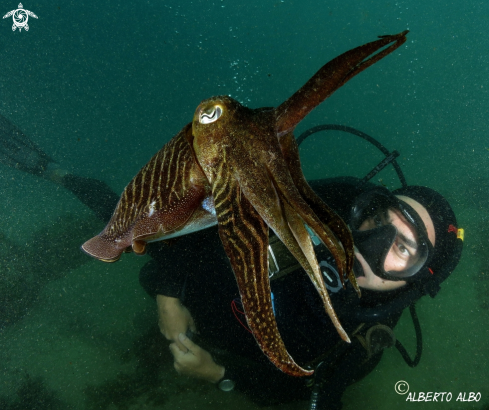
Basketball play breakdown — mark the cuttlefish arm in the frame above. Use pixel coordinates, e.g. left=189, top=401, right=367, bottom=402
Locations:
left=81, top=124, right=214, bottom=262
left=275, top=31, right=408, bottom=136
left=274, top=30, right=408, bottom=281
left=278, top=131, right=361, bottom=295
left=209, top=148, right=311, bottom=376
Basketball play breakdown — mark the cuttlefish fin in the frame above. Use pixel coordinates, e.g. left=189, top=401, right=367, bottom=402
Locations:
left=213, top=162, right=312, bottom=377
left=82, top=182, right=207, bottom=262
left=278, top=132, right=359, bottom=296
left=275, top=31, right=408, bottom=135
left=81, top=233, right=126, bottom=263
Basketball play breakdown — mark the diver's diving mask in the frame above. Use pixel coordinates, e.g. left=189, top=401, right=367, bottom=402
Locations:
left=350, top=187, right=434, bottom=282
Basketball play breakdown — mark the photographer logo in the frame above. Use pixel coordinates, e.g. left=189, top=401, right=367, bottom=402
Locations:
left=3, top=3, right=38, bottom=32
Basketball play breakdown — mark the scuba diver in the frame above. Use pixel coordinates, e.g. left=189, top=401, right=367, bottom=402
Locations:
left=138, top=125, right=464, bottom=409
left=1, top=114, right=464, bottom=408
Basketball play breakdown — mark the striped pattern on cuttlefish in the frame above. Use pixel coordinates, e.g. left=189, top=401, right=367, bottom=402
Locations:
left=94, top=129, right=215, bottom=258
left=82, top=31, right=408, bottom=377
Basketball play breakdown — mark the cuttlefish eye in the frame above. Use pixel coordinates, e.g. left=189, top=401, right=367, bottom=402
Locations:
left=199, top=105, right=223, bottom=124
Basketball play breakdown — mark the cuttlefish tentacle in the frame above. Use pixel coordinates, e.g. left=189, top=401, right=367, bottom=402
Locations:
left=275, top=31, right=408, bottom=136
left=278, top=131, right=361, bottom=295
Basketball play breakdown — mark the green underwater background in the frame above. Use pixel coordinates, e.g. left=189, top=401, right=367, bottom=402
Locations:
left=0, top=0, right=488, bottom=409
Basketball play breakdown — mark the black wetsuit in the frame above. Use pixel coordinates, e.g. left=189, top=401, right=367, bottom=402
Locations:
left=139, top=177, right=410, bottom=410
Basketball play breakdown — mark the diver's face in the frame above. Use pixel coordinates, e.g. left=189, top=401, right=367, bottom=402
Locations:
left=359, top=207, right=420, bottom=273
left=354, top=196, right=435, bottom=291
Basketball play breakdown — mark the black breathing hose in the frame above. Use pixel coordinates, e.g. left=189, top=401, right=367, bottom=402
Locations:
left=296, top=124, right=408, bottom=188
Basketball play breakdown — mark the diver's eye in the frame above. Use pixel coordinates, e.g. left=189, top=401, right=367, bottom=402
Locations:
left=199, top=106, right=222, bottom=124
left=397, top=243, right=409, bottom=256
left=373, top=211, right=387, bottom=227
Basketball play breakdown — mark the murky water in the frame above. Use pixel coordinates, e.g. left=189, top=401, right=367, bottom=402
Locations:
left=1, top=1, right=488, bottom=409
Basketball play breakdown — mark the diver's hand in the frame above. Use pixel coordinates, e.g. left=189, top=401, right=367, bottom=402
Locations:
left=157, top=295, right=197, bottom=351
left=170, top=333, right=225, bottom=383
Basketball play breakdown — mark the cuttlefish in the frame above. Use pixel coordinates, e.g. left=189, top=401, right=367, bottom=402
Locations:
left=82, top=31, right=408, bottom=376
